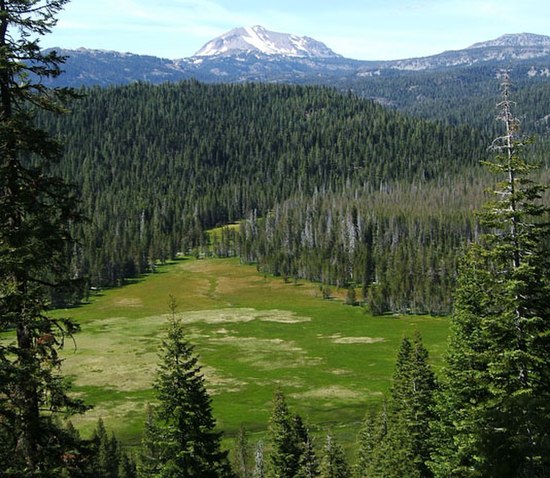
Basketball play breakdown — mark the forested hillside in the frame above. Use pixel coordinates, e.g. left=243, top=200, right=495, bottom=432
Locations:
left=351, top=66, right=550, bottom=132
left=39, top=80, right=546, bottom=313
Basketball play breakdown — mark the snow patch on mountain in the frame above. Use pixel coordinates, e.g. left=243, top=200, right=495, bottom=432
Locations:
left=194, top=25, right=341, bottom=58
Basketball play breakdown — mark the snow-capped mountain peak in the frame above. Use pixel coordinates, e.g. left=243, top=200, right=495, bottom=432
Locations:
left=194, top=25, right=341, bottom=58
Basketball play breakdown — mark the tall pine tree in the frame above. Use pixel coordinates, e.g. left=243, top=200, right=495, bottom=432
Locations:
left=267, top=389, right=315, bottom=478
left=319, top=433, right=350, bottom=478
left=354, top=408, right=386, bottom=478
left=294, top=414, right=320, bottom=478
left=142, top=313, right=234, bottom=478
left=0, top=1, right=87, bottom=475
left=430, top=73, right=550, bottom=478
left=268, top=389, right=299, bottom=478
left=361, top=334, right=436, bottom=478
left=137, top=404, right=162, bottom=477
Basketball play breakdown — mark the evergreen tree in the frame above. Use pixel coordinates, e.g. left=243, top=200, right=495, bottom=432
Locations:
left=375, top=399, right=420, bottom=475
left=365, top=334, right=436, bottom=478
left=137, top=404, right=162, bottom=477
left=0, top=0, right=87, bottom=475
left=354, top=409, right=386, bottom=478
left=296, top=436, right=320, bottom=478
left=118, top=453, right=137, bottom=478
left=265, top=390, right=319, bottom=477
left=293, top=415, right=319, bottom=478
left=58, top=421, right=94, bottom=478
left=319, top=434, right=350, bottom=478
left=389, top=333, right=436, bottom=478
left=90, top=418, right=121, bottom=478
left=345, top=286, right=358, bottom=306
left=232, top=426, right=253, bottom=478
left=430, top=74, right=550, bottom=477
left=145, top=315, right=234, bottom=478
left=267, top=389, right=304, bottom=478
left=74, top=418, right=137, bottom=478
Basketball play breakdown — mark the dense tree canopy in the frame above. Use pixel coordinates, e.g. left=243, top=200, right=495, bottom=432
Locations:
left=38, top=80, right=498, bottom=313
left=239, top=182, right=482, bottom=314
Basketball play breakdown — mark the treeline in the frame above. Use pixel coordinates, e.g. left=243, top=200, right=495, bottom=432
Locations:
left=40, top=81, right=488, bottom=301
left=238, top=181, right=484, bottom=315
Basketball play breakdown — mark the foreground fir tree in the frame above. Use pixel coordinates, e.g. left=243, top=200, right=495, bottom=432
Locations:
left=294, top=415, right=320, bottom=478
left=84, top=418, right=136, bottom=478
left=383, top=334, right=436, bottom=477
left=137, top=404, right=163, bottom=477
left=268, top=389, right=300, bottom=478
left=268, top=389, right=318, bottom=478
left=359, top=334, right=436, bottom=478
left=354, top=408, right=386, bottom=478
left=430, top=74, right=550, bottom=477
left=139, top=316, right=234, bottom=478
left=319, top=433, right=350, bottom=478
left=0, top=0, right=88, bottom=475
left=90, top=418, right=120, bottom=478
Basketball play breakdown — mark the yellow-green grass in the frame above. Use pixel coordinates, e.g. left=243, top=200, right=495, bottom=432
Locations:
left=206, top=222, right=241, bottom=242
left=48, top=257, right=449, bottom=447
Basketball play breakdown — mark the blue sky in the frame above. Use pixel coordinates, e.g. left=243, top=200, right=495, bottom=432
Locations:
left=43, top=0, right=549, bottom=60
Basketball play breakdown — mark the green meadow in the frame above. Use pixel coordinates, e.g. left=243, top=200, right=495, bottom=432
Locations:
left=53, top=257, right=450, bottom=446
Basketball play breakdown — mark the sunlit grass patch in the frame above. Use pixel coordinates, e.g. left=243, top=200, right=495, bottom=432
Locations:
left=207, top=223, right=241, bottom=243
left=209, top=335, right=323, bottom=370
left=111, top=297, right=144, bottom=308
left=175, top=307, right=310, bottom=325
left=319, top=333, right=386, bottom=344
left=291, top=385, right=363, bottom=401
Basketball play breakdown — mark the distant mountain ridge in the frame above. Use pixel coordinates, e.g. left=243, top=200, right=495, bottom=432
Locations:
left=43, top=29, right=550, bottom=91
left=467, top=32, right=550, bottom=49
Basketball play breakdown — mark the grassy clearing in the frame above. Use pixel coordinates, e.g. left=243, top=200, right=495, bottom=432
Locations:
left=206, top=222, right=241, bottom=242
left=53, top=257, right=449, bottom=447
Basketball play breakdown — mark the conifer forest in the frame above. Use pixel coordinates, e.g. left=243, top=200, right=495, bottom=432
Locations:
left=1, top=1, right=549, bottom=477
